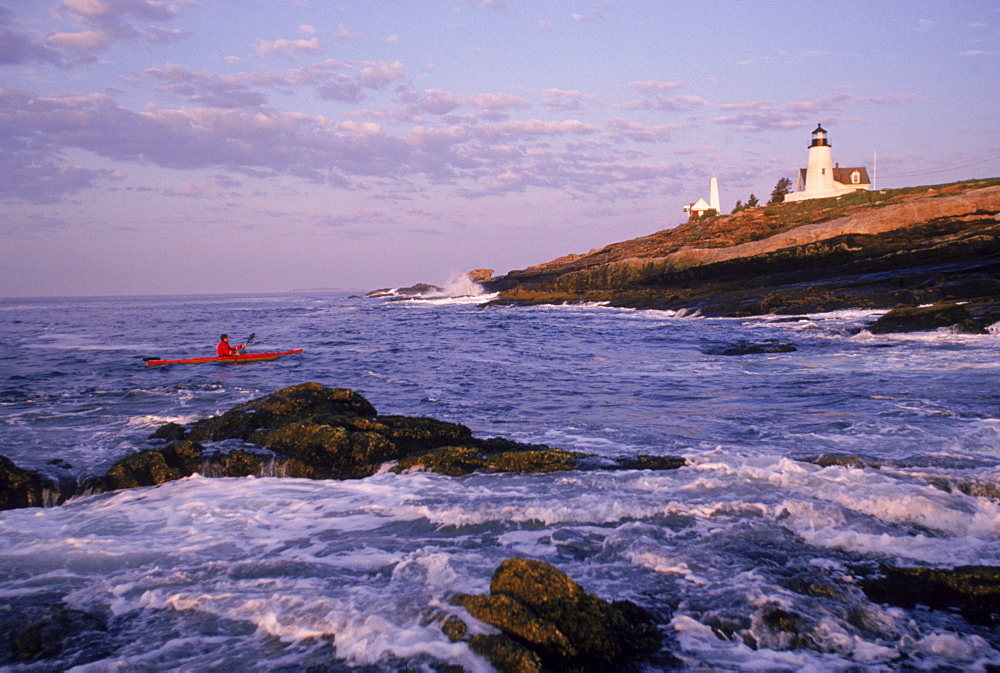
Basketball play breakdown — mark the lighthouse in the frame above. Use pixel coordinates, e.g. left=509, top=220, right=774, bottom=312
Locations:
left=785, top=124, right=871, bottom=203
left=803, top=124, right=836, bottom=195
left=709, top=176, right=720, bottom=213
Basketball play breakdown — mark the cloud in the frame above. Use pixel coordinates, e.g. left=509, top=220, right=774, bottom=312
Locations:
left=254, top=37, right=323, bottom=57
left=0, top=81, right=675, bottom=207
left=715, top=92, right=921, bottom=131
left=358, top=60, right=405, bottom=88
left=605, top=117, right=684, bottom=143
left=133, top=58, right=406, bottom=107
left=474, top=119, right=598, bottom=139
left=396, top=88, right=530, bottom=118
left=147, top=26, right=189, bottom=45
left=47, top=30, right=111, bottom=60
left=542, top=89, right=601, bottom=112
left=48, top=0, right=184, bottom=60
left=615, top=96, right=691, bottom=112
left=615, top=81, right=700, bottom=112
left=132, top=63, right=282, bottom=108
left=676, top=95, right=712, bottom=107
left=335, top=26, right=361, bottom=40
left=0, top=7, right=67, bottom=65
left=628, top=80, right=684, bottom=93
left=714, top=112, right=809, bottom=132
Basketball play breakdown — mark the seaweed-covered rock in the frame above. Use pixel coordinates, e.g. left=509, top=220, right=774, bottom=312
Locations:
left=0, top=455, right=53, bottom=510
left=187, top=382, right=377, bottom=441
left=260, top=422, right=398, bottom=480
left=392, top=444, right=581, bottom=476
left=861, top=564, right=1000, bottom=626
left=149, top=422, right=187, bottom=441
left=154, top=384, right=589, bottom=482
left=449, top=558, right=663, bottom=672
left=869, top=302, right=987, bottom=334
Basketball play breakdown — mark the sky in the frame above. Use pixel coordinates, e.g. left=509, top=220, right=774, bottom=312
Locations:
left=1, top=1, right=998, bottom=297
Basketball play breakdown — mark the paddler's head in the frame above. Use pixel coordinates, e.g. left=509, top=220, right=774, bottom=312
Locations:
left=220, top=334, right=228, bottom=341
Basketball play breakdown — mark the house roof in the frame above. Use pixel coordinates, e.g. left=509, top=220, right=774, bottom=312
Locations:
left=833, top=166, right=871, bottom=185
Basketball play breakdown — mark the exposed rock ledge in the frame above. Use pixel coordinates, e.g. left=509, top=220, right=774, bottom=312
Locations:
left=0, top=382, right=685, bottom=512
left=481, top=180, right=1000, bottom=322
left=443, top=557, right=669, bottom=672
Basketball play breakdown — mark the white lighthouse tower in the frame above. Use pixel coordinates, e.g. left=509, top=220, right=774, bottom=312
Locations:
left=785, top=124, right=871, bottom=203
left=803, top=124, right=836, bottom=195
left=709, top=176, right=720, bottom=213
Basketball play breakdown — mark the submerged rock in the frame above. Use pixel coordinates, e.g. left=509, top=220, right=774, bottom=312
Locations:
left=803, top=453, right=882, bottom=469
left=3, top=605, right=108, bottom=665
left=366, top=283, right=442, bottom=298
left=448, top=558, right=665, bottom=672
left=701, top=339, right=798, bottom=356
left=861, top=564, right=1000, bottom=627
left=868, top=302, right=987, bottom=334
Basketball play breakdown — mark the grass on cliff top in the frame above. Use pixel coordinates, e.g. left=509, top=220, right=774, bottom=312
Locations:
left=764, top=176, right=1000, bottom=218
left=670, top=176, right=1000, bottom=249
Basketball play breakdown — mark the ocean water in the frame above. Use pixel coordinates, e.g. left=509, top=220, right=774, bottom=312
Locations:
left=0, top=291, right=998, bottom=671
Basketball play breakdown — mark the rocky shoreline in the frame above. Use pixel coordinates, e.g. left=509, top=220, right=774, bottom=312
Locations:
left=1, top=382, right=997, bottom=670
left=477, top=179, right=1000, bottom=326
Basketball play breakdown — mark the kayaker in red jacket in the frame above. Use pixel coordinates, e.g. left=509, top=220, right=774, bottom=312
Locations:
left=216, top=334, right=246, bottom=357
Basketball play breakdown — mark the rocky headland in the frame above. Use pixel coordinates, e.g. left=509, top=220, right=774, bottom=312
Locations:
left=480, top=179, right=1000, bottom=330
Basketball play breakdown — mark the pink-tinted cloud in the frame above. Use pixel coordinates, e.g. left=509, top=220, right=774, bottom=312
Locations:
left=396, top=88, right=530, bottom=119
left=542, top=89, right=601, bottom=112
left=628, top=80, right=684, bottom=93
left=48, top=0, right=183, bottom=60
left=605, top=117, right=685, bottom=143
left=146, top=26, right=188, bottom=45
left=254, top=37, right=323, bottom=57
left=0, top=82, right=682, bottom=207
left=357, top=60, right=404, bottom=88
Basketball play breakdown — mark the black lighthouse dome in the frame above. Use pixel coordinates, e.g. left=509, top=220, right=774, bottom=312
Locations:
left=810, top=123, right=829, bottom=147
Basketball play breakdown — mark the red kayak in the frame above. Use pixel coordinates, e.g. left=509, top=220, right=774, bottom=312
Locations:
left=144, top=349, right=303, bottom=366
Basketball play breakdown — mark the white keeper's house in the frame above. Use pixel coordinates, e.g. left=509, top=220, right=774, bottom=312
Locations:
left=784, top=124, right=871, bottom=203
left=684, top=176, right=721, bottom=219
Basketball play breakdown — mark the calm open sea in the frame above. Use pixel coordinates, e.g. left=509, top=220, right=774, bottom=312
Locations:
left=0, top=291, right=998, bottom=671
